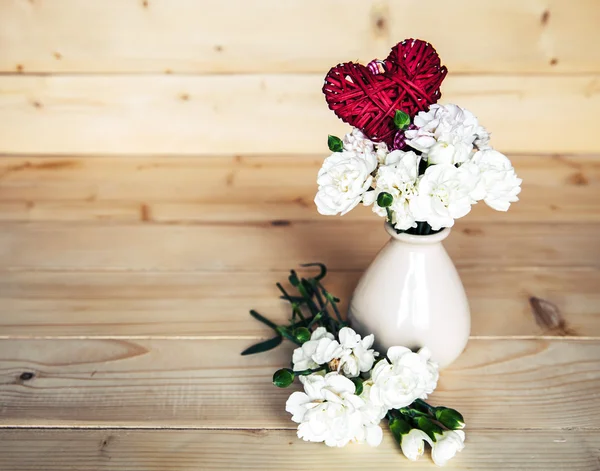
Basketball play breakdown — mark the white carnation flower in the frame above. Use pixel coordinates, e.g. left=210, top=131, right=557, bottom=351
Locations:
left=470, top=149, right=522, bottom=211
left=356, top=379, right=386, bottom=447
left=426, top=141, right=459, bottom=165
left=285, top=372, right=380, bottom=447
left=370, top=346, right=439, bottom=410
left=343, top=128, right=375, bottom=154
left=315, top=150, right=377, bottom=216
left=401, top=428, right=432, bottom=461
left=362, top=150, right=420, bottom=230
left=343, top=128, right=390, bottom=165
left=291, top=327, right=342, bottom=371
left=358, top=379, right=388, bottom=425
left=336, top=327, right=378, bottom=378
left=411, top=163, right=479, bottom=230
left=406, top=104, right=484, bottom=165
left=431, top=430, right=466, bottom=466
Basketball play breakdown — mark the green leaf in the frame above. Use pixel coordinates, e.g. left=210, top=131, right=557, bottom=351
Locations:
left=389, top=417, right=412, bottom=444
left=300, top=262, right=328, bottom=281
left=249, top=310, right=279, bottom=332
left=327, top=135, right=344, bottom=152
left=241, top=335, right=283, bottom=355
left=294, top=327, right=311, bottom=343
left=288, top=270, right=300, bottom=287
left=434, top=407, right=465, bottom=430
left=351, top=377, right=364, bottom=396
left=377, top=191, right=393, bottom=208
left=273, top=368, right=295, bottom=388
left=414, top=416, right=444, bottom=442
left=393, top=110, right=411, bottom=130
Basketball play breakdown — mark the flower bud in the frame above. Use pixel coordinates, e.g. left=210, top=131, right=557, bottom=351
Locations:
left=376, top=191, right=393, bottom=208
left=327, top=135, right=343, bottom=152
left=393, top=110, right=411, bottom=130
left=434, top=407, right=465, bottom=430
left=293, top=327, right=311, bottom=344
left=273, top=368, right=294, bottom=388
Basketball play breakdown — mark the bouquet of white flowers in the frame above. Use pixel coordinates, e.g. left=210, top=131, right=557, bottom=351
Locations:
left=315, top=105, right=522, bottom=233
left=242, top=264, right=466, bottom=466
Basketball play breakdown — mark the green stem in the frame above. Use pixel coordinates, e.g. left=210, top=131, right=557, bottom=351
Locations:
left=311, top=286, right=337, bottom=334
left=277, top=283, right=305, bottom=321
left=398, top=407, right=431, bottom=419
left=294, top=366, right=326, bottom=376
left=317, top=282, right=344, bottom=324
left=414, top=399, right=434, bottom=412
left=386, top=207, right=393, bottom=224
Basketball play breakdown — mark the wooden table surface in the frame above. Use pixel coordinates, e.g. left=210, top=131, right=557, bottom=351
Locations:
left=1, top=1, right=600, bottom=469
left=0, top=154, right=599, bottom=470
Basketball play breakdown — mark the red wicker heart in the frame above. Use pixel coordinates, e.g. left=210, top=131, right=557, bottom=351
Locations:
left=323, top=39, right=447, bottom=146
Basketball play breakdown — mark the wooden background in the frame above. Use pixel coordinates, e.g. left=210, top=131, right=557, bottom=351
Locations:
left=1, top=1, right=599, bottom=469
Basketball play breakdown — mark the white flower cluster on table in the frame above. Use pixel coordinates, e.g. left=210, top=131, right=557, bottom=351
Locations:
left=285, top=326, right=465, bottom=465
left=314, top=104, right=522, bottom=231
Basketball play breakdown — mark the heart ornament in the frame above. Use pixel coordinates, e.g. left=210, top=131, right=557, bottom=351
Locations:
left=322, top=39, right=447, bottom=146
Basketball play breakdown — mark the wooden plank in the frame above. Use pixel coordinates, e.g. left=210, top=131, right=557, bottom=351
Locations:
left=0, top=187, right=596, bottom=224
left=1, top=76, right=599, bottom=155
left=1, top=0, right=598, bottom=74
left=0, top=338, right=598, bottom=429
left=0, top=155, right=599, bottom=223
left=1, top=268, right=598, bottom=338
left=0, top=221, right=598, bottom=271
left=0, top=429, right=598, bottom=471
left=2, top=155, right=598, bottom=199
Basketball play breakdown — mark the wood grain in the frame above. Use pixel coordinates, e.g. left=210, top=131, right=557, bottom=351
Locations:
left=0, top=428, right=598, bottom=471
left=0, top=155, right=598, bottom=223
left=1, top=268, right=598, bottom=338
left=1, top=76, right=599, bottom=155
left=0, top=338, right=598, bottom=429
left=0, top=220, right=598, bottom=271
left=1, top=0, right=598, bottom=74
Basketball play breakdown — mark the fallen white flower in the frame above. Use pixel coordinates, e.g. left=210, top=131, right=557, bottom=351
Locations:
left=401, top=428, right=432, bottom=461
left=370, top=346, right=439, bottom=409
left=336, top=327, right=378, bottom=378
left=291, top=327, right=342, bottom=371
left=431, top=430, right=466, bottom=466
left=285, top=372, right=382, bottom=447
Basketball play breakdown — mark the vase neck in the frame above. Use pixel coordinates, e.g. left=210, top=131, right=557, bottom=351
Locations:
left=384, top=222, right=451, bottom=245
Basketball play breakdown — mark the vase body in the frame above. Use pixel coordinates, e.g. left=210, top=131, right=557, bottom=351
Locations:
left=348, top=223, right=470, bottom=369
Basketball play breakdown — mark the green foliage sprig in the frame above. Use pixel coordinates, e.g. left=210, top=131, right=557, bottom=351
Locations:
left=241, top=263, right=347, bottom=356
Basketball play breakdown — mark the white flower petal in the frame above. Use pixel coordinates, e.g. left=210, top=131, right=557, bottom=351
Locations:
left=401, top=429, right=433, bottom=461
left=285, top=391, right=310, bottom=423
left=431, top=430, right=466, bottom=466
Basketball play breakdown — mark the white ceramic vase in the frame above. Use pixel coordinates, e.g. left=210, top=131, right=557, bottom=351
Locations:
left=348, top=222, right=470, bottom=369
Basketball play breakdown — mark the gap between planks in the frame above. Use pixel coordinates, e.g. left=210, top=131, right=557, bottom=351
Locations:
left=1, top=335, right=600, bottom=341
left=0, top=425, right=599, bottom=431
